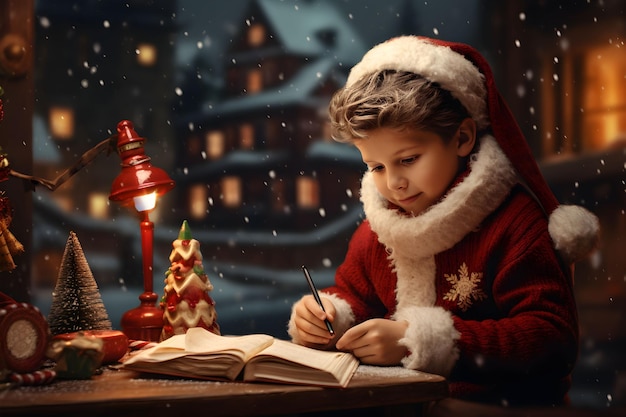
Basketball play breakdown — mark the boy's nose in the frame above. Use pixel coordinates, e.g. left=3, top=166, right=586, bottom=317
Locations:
left=387, top=172, right=407, bottom=190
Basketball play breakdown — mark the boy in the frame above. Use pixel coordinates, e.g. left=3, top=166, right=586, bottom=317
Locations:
left=288, top=36, right=599, bottom=406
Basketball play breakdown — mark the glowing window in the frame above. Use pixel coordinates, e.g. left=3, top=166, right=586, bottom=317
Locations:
left=296, top=176, right=319, bottom=208
left=247, top=69, right=262, bottom=94
left=239, top=124, right=254, bottom=149
left=221, top=176, right=241, bottom=207
left=49, top=107, right=75, bottom=139
left=88, top=192, right=109, bottom=219
left=582, top=46, right=626, bottom=149
left=206, top=130, right=225, bottom=159
left=189, top=184, right=207, bottom=219
left=248, top=24, right=266, bottom=47
left=136, top=43, right=157, bottom=67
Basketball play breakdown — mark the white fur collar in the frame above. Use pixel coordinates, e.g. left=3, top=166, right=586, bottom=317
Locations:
left=360, top=135, right=517, bottom=307
left=361, top=134, right=516, bottom=258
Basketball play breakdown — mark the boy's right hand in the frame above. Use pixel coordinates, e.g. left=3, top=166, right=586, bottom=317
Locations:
left=292, top=295, right=337, bottom=348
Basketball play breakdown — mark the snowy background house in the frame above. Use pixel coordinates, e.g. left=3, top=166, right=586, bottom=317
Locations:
left=171, top=0, right=366, bottom=269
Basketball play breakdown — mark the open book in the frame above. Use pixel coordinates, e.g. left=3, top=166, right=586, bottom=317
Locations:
left=123, top=327, right=359, bottom=388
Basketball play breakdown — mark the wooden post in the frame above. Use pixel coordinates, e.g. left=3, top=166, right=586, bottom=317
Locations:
left=0, top=0, right=34, bottom=302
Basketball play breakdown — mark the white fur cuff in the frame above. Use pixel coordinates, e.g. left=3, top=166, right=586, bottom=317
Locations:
left=287, top=293, right=355, bottom=344
left=394, top=306, right=460, bottom=376
left=318, top=292, right=355, bottom=337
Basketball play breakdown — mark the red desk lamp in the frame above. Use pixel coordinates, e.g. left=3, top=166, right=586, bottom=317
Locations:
left=109, top=120, right=174, bottom=341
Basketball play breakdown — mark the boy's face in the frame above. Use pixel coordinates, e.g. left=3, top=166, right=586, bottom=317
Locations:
left=355, top=126, right=469, bottom=216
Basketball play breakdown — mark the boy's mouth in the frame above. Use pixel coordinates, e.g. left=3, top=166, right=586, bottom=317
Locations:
left=397, top=193, right=420, bottom=206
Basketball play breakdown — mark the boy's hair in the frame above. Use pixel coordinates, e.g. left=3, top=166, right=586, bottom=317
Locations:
left=328, top=70, right=471, bottom=143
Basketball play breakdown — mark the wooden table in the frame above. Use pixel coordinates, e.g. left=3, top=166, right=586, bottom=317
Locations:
left=0, top=365, right=447, bottom=416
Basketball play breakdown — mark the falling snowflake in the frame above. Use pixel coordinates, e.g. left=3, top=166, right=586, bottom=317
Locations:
left=443, top=262, right=486, bottom=311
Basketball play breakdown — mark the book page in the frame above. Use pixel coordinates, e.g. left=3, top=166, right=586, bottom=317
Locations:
left=123, top=333, right=189, bottom=364
left=123, top=328, right=274, bottom=374
left=244, top=339, right=359, bottom=387
left=184, top=328, right=274, bottom=361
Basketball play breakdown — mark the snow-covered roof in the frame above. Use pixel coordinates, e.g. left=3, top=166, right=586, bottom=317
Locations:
left=175, top=149, right=290, bottom=183
left=306, top=140, right=363, bottom=169
left=256, top=0, right=366, bottom=66
left=175, top=140, right=364, bottom=185
left=204, top=57, right=343, bottom=118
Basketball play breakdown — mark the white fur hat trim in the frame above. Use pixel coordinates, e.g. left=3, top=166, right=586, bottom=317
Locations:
left=346, top=36, right=490, bottom=129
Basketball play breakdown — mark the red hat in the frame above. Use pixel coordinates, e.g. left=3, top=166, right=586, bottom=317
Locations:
left=346, top=36, right=599, bottom=264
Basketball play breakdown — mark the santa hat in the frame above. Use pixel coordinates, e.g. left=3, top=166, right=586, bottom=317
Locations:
left=346, top=36, right=599, bottom=265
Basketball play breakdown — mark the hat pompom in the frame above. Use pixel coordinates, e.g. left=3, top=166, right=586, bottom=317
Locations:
left=549, top=205, right=600, bottom=264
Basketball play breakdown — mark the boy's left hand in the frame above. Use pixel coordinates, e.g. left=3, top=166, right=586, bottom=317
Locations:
left=335, top=319, right=408, bottom=365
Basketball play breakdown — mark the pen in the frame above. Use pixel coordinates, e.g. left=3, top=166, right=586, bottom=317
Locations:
left=301, top=265, right=335, bottom=335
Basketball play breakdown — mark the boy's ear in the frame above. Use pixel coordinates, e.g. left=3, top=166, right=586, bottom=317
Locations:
left=456, top=117, right=477, bottom=157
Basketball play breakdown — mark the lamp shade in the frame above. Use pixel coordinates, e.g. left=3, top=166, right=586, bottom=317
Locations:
left=109, top=120, right=174, bottom=207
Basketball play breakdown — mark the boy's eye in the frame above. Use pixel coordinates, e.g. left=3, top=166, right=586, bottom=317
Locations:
left=401, top=156, right=418, bottom=165
left=369, top=165, right=383, bottom=172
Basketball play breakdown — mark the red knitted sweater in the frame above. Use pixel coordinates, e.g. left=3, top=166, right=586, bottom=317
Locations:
left=317, top=136, right=578, bottom=406
left=289, top=135, right=578, bottom=405
left=326, top=186, right=578, bottom=405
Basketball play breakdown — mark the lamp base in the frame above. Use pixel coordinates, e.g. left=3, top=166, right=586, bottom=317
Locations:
left=120, top=292, right=163, bottom=342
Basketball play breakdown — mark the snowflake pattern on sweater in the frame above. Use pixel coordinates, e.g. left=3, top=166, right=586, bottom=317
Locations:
left=443, top=263, right=486, bottom=312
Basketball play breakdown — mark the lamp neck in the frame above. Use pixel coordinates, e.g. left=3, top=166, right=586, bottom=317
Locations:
left=139, top=215, right=154, bottom=294
left=139, top=210, right=151, bottom=223
left=121, top=155, right=151, bottom=168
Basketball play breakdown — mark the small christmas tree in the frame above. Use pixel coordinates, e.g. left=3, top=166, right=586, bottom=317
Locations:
left=48, top=231, right=112, bottom=335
